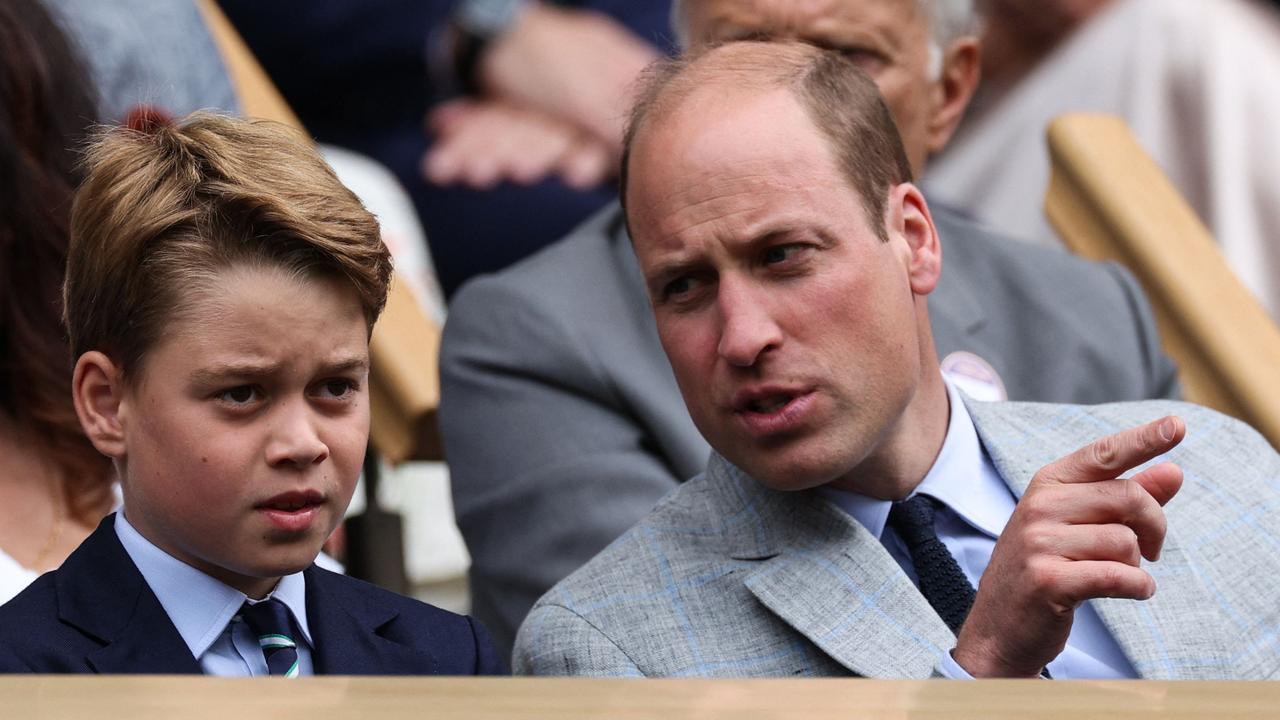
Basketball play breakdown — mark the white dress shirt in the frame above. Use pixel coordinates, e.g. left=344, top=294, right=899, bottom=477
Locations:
left=0, top=547, right=38, bottom=606
left=820, top=380, right=1138, bottom=678
left=114, top=513, right=315, bottom=676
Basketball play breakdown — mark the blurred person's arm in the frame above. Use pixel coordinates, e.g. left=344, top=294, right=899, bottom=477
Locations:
left=424, top=1, right=659, bottom=190
left=469, top=2, right=658, bottom=151
left=423, top=98, right=613, bottom=189
left=438, top=224, right=703, bottom=655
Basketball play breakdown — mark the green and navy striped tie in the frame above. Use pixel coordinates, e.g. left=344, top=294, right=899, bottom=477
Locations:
left=239, top=599, right=300, bottom=678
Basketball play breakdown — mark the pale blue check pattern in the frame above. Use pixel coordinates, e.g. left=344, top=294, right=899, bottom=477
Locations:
left=515, top=399, right=1280, bottom=679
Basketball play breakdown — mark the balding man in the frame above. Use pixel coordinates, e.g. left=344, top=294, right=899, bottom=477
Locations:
left=515, top=41, right=1280, bottom=678
left=440, top=0, right=1178, bottom=657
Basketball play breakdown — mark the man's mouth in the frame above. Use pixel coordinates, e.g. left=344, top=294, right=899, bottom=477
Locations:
left=733, top=385, right=812, bottom=415
left=745, top=394, right=795, bottom=414
left=729, top=385, right=817, bottom=439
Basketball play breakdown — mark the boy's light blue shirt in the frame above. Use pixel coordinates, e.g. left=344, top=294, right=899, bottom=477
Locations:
left=820, top=380, right=1138, bottom=679
left=114, top=512, right=315, bottom=676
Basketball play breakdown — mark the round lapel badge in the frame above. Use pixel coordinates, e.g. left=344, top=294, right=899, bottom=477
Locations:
left=940, top=351, right=1008, bottom=402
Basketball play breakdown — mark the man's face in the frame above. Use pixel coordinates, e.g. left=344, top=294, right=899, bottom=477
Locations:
left=685, top=0, right=941, bottom=172
left=115, top=266, right=369, bottom=597
left=627, top=86, right=931, bottom=493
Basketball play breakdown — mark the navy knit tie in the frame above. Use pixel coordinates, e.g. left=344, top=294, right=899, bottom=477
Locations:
left=239, top=598, right=300, bottom=678
left=887, top=494, right=976, bottom=634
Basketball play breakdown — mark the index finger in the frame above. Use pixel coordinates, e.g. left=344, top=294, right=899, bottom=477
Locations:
left=1037, top=416, right=1186, bottom=486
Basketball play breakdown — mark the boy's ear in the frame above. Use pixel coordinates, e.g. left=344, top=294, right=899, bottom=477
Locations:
left=72, top=351, right=129, bottom=459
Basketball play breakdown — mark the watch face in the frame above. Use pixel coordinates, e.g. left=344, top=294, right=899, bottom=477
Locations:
left=457, top=0, right=529, bottom=39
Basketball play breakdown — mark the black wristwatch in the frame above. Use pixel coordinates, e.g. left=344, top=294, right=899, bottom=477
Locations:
left=449, top=0, right=531, bottom=94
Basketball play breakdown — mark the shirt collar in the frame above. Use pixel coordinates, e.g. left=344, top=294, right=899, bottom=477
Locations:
left=113, top=512, right=313, bottom=659
left=913, top=381, right=1013, bottom=539
left=818, top=379, right=1013, bottom=539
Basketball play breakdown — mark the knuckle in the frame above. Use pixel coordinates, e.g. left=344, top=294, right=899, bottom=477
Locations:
left=1104, top=526, right=1140, bottom=558
left=1090, top=435, right=1122, bottom=470
left=1116, top=478, right=1143, bottom=506
left=1096, top=565, right=1127, bottom=593
left=1023, top=527, right=1055, bottom=556
left=1103, top=479, right=1146, bottom=515
left=1026, top=557, right=1062, bottom=593
left=1018, top=491, right=1056, bottom=523
left=1153, top=513, right=1167, bottom=539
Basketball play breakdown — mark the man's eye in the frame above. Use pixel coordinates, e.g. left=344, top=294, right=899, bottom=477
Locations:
left=838, top=47, right=887, bottom=73
left=218, top=386, right=259, bottom=405
left=664, top=276, right=701, bottom=300
left=763, top=244, right=805, bottom=265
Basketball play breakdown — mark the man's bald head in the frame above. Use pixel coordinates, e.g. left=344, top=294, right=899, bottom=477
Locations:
left=621, top=41, right=913, bottom=242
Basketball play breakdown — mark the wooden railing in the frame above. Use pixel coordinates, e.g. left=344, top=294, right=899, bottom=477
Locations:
left=5, top=676, right=1278, bottom=719
left=1046, top=113, right=1280, bottom=449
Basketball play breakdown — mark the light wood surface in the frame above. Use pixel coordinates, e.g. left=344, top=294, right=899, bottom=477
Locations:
left=3, top=677, right=1277, bottom=719
left=1045, top=113, right=1280, bottom=449
left=196, top=0, right=443, bottom=462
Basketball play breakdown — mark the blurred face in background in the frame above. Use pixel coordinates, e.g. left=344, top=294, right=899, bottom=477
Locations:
left=682, top=0, right=978, bottom=174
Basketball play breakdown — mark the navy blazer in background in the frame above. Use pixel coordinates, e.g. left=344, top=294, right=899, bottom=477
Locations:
left=0, top=515, right=506, bottom=675
left=219, top=0, right=677, bottom=296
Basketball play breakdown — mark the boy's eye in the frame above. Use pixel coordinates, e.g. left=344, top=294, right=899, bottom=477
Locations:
left=218, top=385, right=260, bottom=405
left=315, top=379, right=357, bottom=400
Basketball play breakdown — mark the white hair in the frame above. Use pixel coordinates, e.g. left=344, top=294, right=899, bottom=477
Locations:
left=670, top=0, right=983, bottom=78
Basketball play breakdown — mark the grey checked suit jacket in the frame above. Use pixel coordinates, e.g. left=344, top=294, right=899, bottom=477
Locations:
left=441, top=202, right=1180, bottom=656
left=514, top=399, right=1280, bottom=678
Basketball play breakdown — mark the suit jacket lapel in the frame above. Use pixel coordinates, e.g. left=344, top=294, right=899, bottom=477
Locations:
left=57, top=517, right=201, bottom=674
left=305, top=567, right=437, bottom=675
left=966, top=398, right=1236, bottom=679
left=705, top=458, right=953, bottom=677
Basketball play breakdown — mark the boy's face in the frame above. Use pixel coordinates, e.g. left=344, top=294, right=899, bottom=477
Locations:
left=116, top=265, right=370, bottom=598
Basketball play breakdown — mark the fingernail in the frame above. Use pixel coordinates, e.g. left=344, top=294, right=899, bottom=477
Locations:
left=1158, top=418, right=1175, bottom=442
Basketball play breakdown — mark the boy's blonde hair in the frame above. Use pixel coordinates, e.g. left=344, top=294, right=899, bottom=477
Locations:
left=65, top=112, right=392, bottom=379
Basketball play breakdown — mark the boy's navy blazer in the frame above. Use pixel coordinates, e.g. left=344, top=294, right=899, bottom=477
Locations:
left=0, top=515, right=506, bottom=674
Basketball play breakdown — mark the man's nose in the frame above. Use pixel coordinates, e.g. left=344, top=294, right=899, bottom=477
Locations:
left=716, top=279, right=783, bottom=367
left=265, top=399, right=330, bottom=468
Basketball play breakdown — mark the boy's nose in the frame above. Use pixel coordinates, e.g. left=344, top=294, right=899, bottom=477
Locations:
left=266, top=402, right=330, bottom=468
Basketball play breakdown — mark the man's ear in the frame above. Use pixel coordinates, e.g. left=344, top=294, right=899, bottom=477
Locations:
left=887, top=183, right=942, bottom=296
left=926, top=37, right=981, bottom=156
left=72, top=351, right=129, bottom=459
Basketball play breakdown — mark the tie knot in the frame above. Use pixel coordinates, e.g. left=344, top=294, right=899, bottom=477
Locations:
left=238, top=598, right=300, bottom=677
left=239, top=598, right=294, bottom=643
left=887, top=494, right=940, bottom=547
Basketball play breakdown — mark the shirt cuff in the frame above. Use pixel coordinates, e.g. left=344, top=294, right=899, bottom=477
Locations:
left=940, top=648, right=1054, bottom=679
left=939, top=649, right=976, bottom=679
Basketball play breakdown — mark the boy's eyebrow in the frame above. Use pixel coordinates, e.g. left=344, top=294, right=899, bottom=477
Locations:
left=189, top=355, right=370, bottom=385
left=190, top=361, right=279, bottom=385
left=320, top=356, right=371, bottom=374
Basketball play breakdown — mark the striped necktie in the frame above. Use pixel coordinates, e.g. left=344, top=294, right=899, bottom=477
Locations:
left=239, top=598, right=300, bottom=678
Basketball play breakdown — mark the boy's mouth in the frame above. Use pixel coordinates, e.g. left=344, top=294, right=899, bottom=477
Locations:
left=257, top=490, right=324, bottom=511
left=256, top=490, right=325, bottom=533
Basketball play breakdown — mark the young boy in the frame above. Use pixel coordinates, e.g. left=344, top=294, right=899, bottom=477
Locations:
left=0, top=112, right=504, bottom=675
